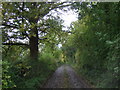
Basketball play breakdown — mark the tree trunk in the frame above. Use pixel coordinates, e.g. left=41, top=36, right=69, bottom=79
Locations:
left=29, top=27, right=39, bottom=60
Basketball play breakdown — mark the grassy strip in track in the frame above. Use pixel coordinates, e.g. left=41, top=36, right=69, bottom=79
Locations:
left=63, top=67, right=70, bottom=88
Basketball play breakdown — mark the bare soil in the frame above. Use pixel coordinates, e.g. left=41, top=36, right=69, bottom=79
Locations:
left=43, top=65, right=91, bottom=88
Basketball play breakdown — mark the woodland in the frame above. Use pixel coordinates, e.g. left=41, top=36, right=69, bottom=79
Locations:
left=1, top=2, right=119, bottom=88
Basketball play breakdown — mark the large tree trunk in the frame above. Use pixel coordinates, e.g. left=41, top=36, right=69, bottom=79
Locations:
left=29, top=36, right=38, bottom=60
left=29, top=27, right=39, bottom=60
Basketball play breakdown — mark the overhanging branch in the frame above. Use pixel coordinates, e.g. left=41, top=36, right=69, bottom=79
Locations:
left=2, top=23, right=19, bottom=29
left=2, top=42, right=29, bottom=46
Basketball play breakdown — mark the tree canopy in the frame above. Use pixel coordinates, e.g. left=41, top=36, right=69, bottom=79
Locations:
left=2, top=2, right=71, bottom=59
left=62, top=2, right=119, bottom=88
left=2, top=2, right=119, bottom=89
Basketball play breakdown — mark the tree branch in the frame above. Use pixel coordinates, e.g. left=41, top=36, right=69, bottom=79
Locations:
left=62, top=30, right=72, bottom=34
left=50, top=3, right=72, bottom=11
left=2, top=23, right=19, bottom=29
left=2, top=42, right=29, bottom=46
left=39, top=38, right=48, bottom=41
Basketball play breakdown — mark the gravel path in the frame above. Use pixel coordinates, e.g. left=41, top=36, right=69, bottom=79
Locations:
left=44, top=65, right=91, bottom=88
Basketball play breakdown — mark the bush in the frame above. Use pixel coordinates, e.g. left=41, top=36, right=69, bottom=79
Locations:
left=2, top=61, right=16, bottom=88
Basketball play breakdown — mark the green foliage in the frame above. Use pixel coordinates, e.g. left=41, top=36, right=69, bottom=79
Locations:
left=23, top=76, right=46, bottom=88
left=63, top=2, right=119, bottom=88
left=2, top=61, right=16, bottom=88
left=2, top=2, right=119, bottom=89
left=2, top=44, right=62, bottom=89
left=39, top=45, right=62, bottom=68
left=2, top=2, right=69, bottom=60
left=2, top=2, right=68, bottom=89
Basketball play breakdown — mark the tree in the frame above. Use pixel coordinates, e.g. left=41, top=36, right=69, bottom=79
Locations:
left=2, top=2, right=71, bottom=60
left=63, top=2, right=120, bottom=88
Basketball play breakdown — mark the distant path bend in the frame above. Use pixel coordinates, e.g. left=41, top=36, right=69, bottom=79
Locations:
left=44, top=65, right=91, bottom=88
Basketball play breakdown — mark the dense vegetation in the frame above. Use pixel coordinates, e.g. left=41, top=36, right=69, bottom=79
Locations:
left=2, top=2, right=68, bottom=88
left=2, top=2, right=119, bottom=89
left=62, top=2, right=120, bottom=88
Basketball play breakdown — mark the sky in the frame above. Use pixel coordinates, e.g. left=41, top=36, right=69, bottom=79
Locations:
left=51, top=8, right=78, bottom=31
left=57, top=9, right=78, bottom=48
left=60, top=9, right=78, bottom=30
left=48, top=6, right=78, bottom=30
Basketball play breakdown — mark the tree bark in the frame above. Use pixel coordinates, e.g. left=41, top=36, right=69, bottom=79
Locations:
left=29, top=27, right=39, bottom=60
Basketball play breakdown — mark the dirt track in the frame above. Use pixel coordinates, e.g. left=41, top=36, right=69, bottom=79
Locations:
left=44, top=65, right=91, bottom=88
